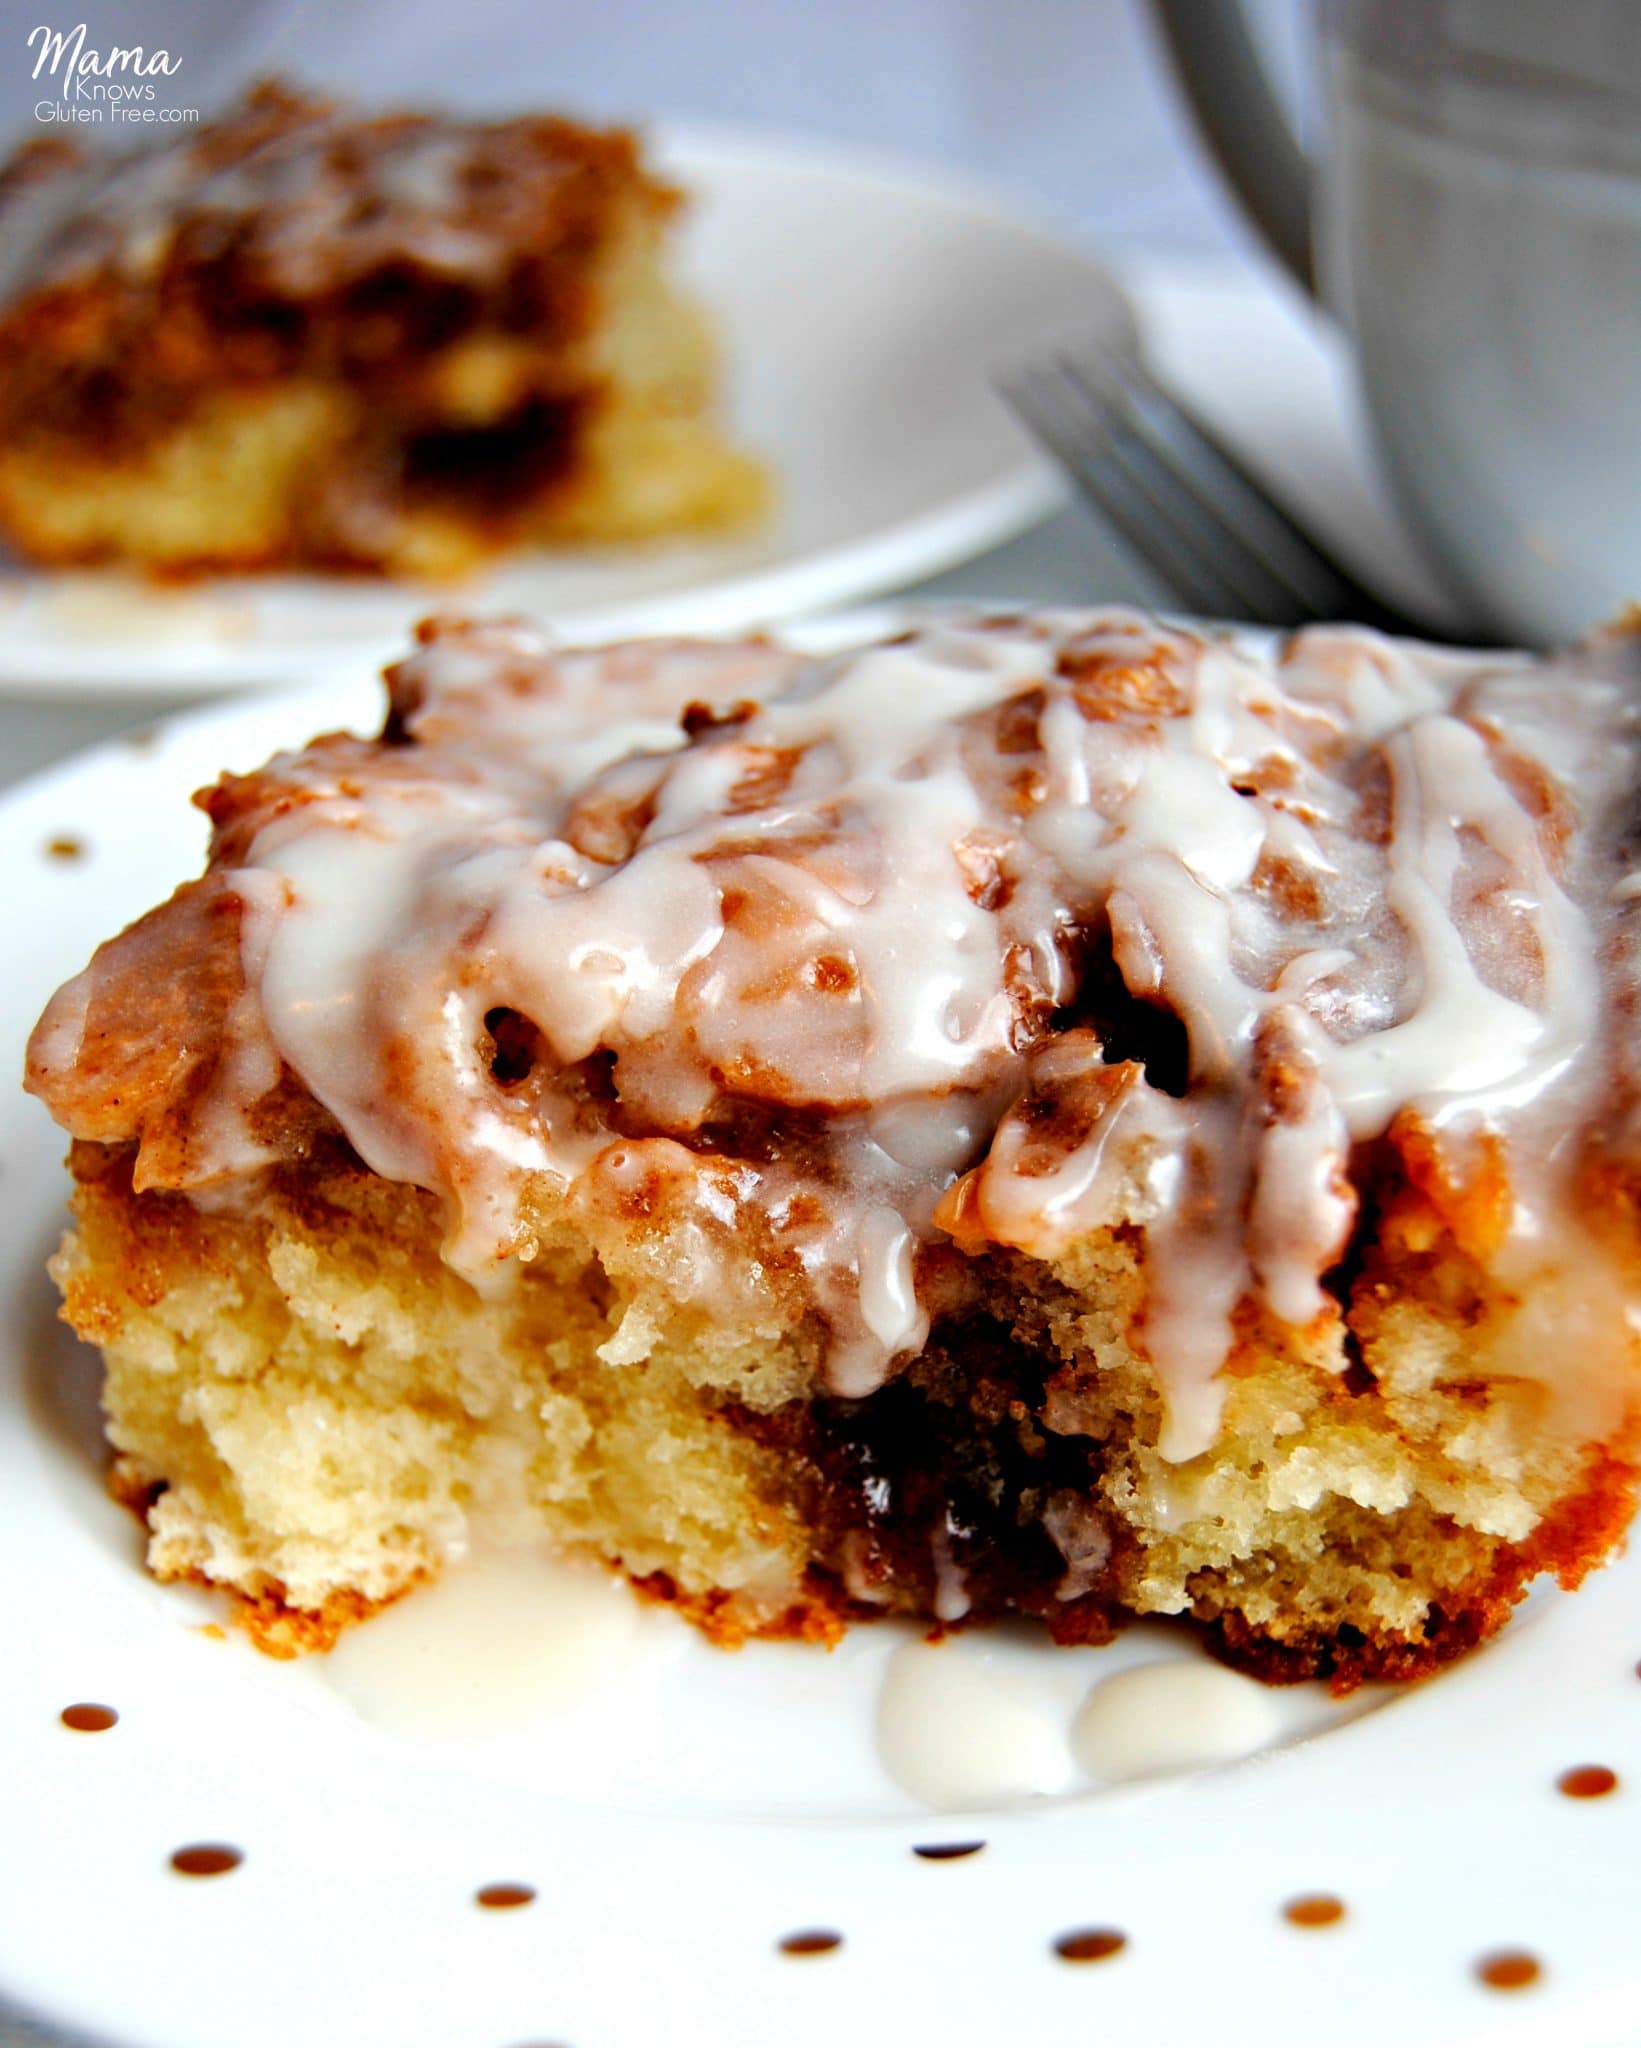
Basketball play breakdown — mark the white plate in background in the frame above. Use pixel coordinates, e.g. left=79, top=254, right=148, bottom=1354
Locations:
left=1, top=613, right=1638, bottom=2048
left=0, top=127, right=1132, bottom=697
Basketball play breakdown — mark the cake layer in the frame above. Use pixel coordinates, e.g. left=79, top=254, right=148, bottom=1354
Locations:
left=52, top=1133, right=1635, bottom=1681
left=26, top=609, right=1641, bottom=1678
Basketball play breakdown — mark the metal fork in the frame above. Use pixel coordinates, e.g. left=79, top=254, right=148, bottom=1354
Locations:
left=1000, top=336, right=1438, bottom=638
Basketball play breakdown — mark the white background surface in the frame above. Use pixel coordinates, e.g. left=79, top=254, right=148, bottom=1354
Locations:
left=0, top=0, right=1311, bottom=259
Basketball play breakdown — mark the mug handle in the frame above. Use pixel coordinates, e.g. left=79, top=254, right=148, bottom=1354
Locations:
left=1148, top=0, right=1316, bottom=295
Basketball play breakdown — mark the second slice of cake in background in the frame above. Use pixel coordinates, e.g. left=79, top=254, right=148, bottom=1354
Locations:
left=0, top=83, right=768, bottom=578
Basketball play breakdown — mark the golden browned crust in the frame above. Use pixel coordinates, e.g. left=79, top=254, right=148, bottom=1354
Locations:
left=227, top=1582, right=420, bottom=1659
left=107, top=1453, right=423, bottom=1656
left=628, top=1569, right=850, bottom=1649
left=1209, top=1450, right=1639, bottom=1691
left=105, top=1458, right=1638, bottom=1685
left=647, top=1445, right=1641, bottom=1688
left=125, top=1450, right=1636, bottom=1685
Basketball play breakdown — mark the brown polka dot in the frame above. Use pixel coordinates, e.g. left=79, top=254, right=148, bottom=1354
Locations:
left=1283, top=1894, right=1346, bottom=1928
left=170, top=1844, right=242, bottom=1877
left=1053, top=1927, right=1127, bottom=1963
left=475, top=1883, right=536, bottom=1911
left=912, top=1840, right=985, bottom=1861
left=1477, top=1950, right=1542, bottom=1992
left=60, top=1703, right=117, bottom=1733
left=779, top=1930, right=843, bottom=1957
left=1558, top=1764, right=1618, bottom=1799
left=45, top=835, right=85, bottom=861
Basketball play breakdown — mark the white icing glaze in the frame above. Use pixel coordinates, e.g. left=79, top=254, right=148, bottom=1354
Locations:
left=31, top=610, right=1641, bottom=1463
left=1318, top=713, right=1598, bottom=1133
left=322, top=1546, right=640, bottom=1738
left=1070, top=1658, right=1285, bottom=1782
left=875, top=1640, right=1073, bottom=1807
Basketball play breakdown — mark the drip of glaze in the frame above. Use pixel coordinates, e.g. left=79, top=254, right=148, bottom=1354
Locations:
left=875, top=1641, right=1074, bottom=1809
left=38, top=578, right=256, bottom=649
left=1070, top=1659, right=1285, bottom=1783
left=323, top=1547, right=641, bottom=1738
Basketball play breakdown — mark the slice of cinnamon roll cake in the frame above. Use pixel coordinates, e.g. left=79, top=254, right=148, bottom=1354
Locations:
left=25, top=609, right=1641, bottom=1681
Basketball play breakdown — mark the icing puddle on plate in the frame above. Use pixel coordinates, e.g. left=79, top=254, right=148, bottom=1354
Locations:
left=323, top=1549, right=647, bottom=1739
left=307, top=1543, right=1382, bottom=1814
left=23, top=574, right=259, bottom=646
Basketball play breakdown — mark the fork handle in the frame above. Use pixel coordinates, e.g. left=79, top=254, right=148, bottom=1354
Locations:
left=1148, top=1, right=1315, bottom=296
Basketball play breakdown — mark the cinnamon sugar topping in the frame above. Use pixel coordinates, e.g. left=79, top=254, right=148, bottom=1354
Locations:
left=0, top=81, right=671, bottom=313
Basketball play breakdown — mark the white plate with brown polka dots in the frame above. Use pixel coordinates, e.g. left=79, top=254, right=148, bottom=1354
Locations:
left=1, top=629, right=1638, bottom=2048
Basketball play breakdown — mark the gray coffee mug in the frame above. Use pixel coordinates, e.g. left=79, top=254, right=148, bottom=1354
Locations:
left=1153, top=0, right=1641, bottom=646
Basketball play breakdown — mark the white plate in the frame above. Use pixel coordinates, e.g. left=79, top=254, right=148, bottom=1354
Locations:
left=3, top=618, right=1639, bottom=2048
left=0, top=127, right=1132, bottom=698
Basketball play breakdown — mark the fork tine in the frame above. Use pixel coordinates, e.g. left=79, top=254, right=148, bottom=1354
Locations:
left=1012, top=362, right=1253, bottom=614
left=1111, top=362, right=1354, bottom=610
left=1005, top=329, right=1455, bottom=640
left=1004, top=363, right=1270, bottom=621
left=1095, top=347, right=1419, bottom=632
left=1058, top=352, right=1317, bottom=625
